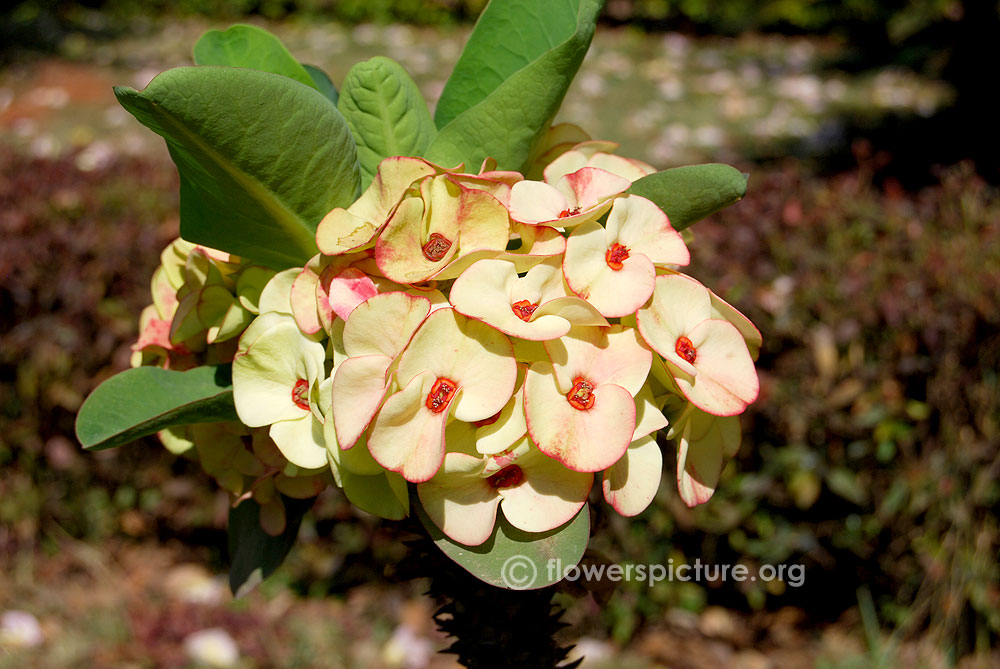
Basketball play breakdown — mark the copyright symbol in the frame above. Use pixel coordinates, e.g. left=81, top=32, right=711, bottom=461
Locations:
left=500, top=555, right=537, bottom=590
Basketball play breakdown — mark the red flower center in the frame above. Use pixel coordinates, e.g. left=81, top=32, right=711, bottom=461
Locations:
left=291, top=378, right=310, bottom=411
left=487, top=464, right=524, bottom=489
left=605, top=243, right=630, bottom=270
left=425, top=377, right=458, bottom=413
left=511, top=299, right=539, bottom=322
left=675, top=336, right=697, bottom=364
left=558, top=206, right=581, bottom=219
left=566, top=377, right=596, bottom=411
left=421, top=233, right=452, bottom=262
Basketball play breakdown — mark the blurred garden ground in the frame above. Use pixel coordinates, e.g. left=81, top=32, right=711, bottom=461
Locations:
left=1, top=2, right=999, bottom=668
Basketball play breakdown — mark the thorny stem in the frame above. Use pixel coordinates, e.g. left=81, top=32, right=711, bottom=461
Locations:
left=398, top=520, right=583, bottom=669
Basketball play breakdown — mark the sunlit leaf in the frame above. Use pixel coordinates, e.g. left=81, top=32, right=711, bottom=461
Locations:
left=115, top=67, right=360, bottom=269
left=193, top=24, right=317, bottom=90
left=338, top=57, right=436, bottom=188
left=425, top=0, right=602, bottom=171
left=75, top=365, right=237, bottom=451
left=627, top=163, right=748, bottom=230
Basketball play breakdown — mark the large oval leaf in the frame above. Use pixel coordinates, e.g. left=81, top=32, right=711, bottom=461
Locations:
left=75, top=364, right=238, bottom=451
left=115, top=67, right=360, bottom=269
left=193, top=24, right=317, bottom=91
left=228, top=495, right=315, bottom=598
left=424, top=0, right=601, bottom=172
left=627, top=163, right=749, bottom=230
left=415, top=497, right=591, bottom=590
left=434, top=0, right=583, bottom=129
left=338, top=56, right=436, bottom=189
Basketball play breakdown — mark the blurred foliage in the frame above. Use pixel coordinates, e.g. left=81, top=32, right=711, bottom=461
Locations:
left=0, top=0, right=975, bottom=31
left=0, top=0, right=986, bottom=43
left=607, top=0, right=968, bottom=38
left=5, top=1, right=996, bottom=175
left=6, top=0, right=996, bottom=179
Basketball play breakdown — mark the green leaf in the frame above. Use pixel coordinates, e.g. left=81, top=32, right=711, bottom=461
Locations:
left=424, top=0, right=601, bottom=171
left=627, top=163, right=748, bottom=231
left=434, top=0, right=581, bottom=128
left=192, top=25, right=340, bottom=106
left=75, top=364, right=238, bottom=451
left=193, top=24, right=317, bottom=90
left=303, top=64, right=339, bottom=105
left=228, top=495, right=314, bottom=598
left=415, top=497, right=591, bottom=590
left=338, top=56, right=436, bottom=189
left=115, top=67, right=360, bottom=269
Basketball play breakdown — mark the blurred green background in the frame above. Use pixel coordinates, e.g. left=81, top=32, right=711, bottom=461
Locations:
left=1, top=1, right=998, bottom=668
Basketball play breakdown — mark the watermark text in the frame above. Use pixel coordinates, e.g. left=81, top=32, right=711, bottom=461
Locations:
left=546, top=558, right=805, bottom=588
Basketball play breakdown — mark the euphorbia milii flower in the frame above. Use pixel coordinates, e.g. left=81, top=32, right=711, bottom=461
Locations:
left=652, top=268, right=762, bottom=361
left=367, top=308, right=516, bottom=482
left=544, top=139, right=655, bottom=184
left=232, top=313, right=329, bottom=469
left=130, top=266, right=182, bottom=367
left=662, top=394, right=741, bottom=506
left=158, top=238, right=237, bottom=291
left=524, top=325, right=652, bottom=472
left=564, top=195, right=689, bottom=318
left=316, top=265, right=379, bottom=325
left=417, top=437, right=593, bottom=546
left=317, top=157, right=518, bottom=267
left=131, top=305, right=185, bottom=368
left=330, top=291, right=432, bottom=451
left=495, top=223, right=567, bottom=272
left=291, top=251, right=454, bottom=337
left=442, top=365, right=529, bottom=457
left=637, top=273, right=759, bottom=416
left=151, top=262, right=180, bottom=322
left=376, top=174, right=510, bottom=284
left=133, top=239, right=268, bottom=368
left=457, top=157, right=524, bottom=206
left=508, top=166, right=631, bottom=228
left=316, top=157, right=439, bottom=256
left=289, top=252, right=373, bottom=335
left=450, top=258, right=606, bottom=341
left=168, top=244, right=251, bottom=346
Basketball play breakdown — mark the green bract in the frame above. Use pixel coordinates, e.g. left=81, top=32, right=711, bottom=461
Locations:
left=76, top=2, right=759, bottom=594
